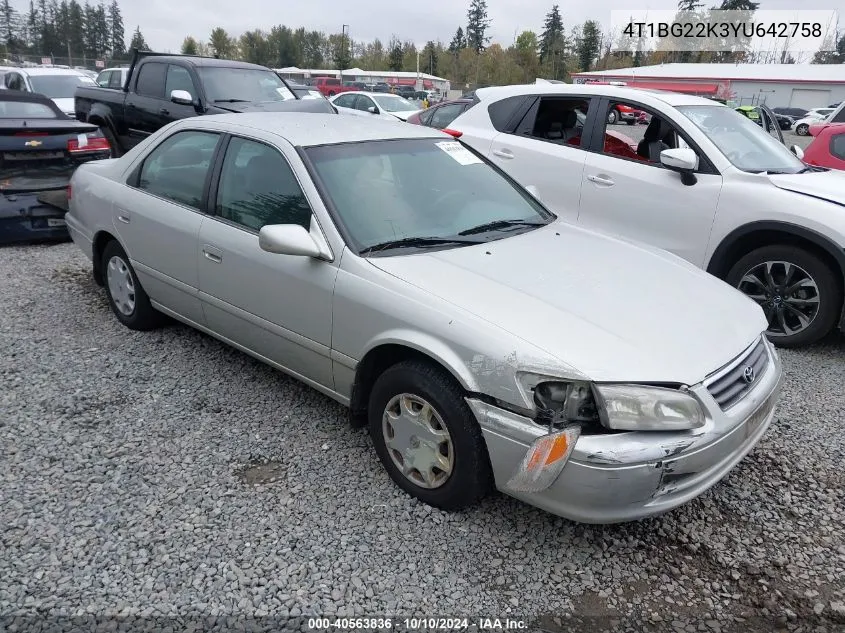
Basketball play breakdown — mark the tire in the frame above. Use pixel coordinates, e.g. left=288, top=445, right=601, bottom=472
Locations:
left=367, top=359, right=493, bottom=511
left=101, top=240, right=162, bottom=331
left=327, top=90, right=336, bottom=97
left=726, top=245, right=842, bottom=347
left=99, top=125, right=122, bottom=158
left=795, top=124, right=809, bottom=136
left=607, top=109, right=618, bottom=125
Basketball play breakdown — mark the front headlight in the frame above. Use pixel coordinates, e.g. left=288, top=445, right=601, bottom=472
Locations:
left=594, top=384, right=705, bottom=431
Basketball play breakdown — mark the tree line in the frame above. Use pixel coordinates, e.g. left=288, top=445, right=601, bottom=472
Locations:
left=2, top=0, right=844, bottom=84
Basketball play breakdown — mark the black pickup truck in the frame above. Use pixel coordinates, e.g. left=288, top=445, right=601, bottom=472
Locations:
left=74, top=50, right=335, bottom=156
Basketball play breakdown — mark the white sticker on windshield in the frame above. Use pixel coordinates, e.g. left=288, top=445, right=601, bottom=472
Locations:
left=77, top=134, right=88, bottom=148
left=276, top=87, right=292, bottom=99
left=435, top=141, right=482, bottom=165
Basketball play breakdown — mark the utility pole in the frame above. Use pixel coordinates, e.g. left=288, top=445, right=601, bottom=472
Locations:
left=67, top=40, right=72, bottom=66
left=416, top=49, right=420, bottom=90
left=340, top=24, right=349, bottom=83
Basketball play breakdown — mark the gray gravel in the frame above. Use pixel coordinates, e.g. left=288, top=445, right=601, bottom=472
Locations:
left=2, top=243, right=844, bottom=633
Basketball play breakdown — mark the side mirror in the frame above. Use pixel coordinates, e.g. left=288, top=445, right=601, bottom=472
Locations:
left=660, top=148, right=699, bottom=186
left=525, top=185, right=540, bottom=198
left=368, top=106, right=378, bottom=114
left=790, top=145, right=805, bottom=160
left=170, top=89, right=194, bottom=106
left=259, top=224, right=322, bottom=258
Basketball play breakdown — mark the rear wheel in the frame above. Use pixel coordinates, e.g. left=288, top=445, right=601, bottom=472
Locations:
left=367, top=360, right=492, bottom=511
left=101, top=240, right=162, bottom=331
left=726, top=245, right=842, bottom=347
left=795, top=123, right=809, bottom=136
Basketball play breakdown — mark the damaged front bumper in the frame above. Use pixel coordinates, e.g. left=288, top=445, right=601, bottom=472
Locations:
left=0, top=191, right=70, bottom=244
left=467, top=339, right=783, bottom=524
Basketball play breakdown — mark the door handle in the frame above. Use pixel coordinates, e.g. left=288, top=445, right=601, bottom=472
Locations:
left=492, top=148, right=514, bottom=159
left=159, top=108, right=169, bottom=115
left=202, top=244, right=223, bottom=263
left=127, top=102, right=136, bottom=109
left=116, top=209, right=130, bottom=224
left=587, top=174, right=615, bottom=186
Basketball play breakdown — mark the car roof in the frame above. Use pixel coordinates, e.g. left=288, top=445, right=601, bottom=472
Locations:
left=185, top=112, right=445, bottom=147
left=338, top=91, right=405, bottom=97
left=18, top=67, right=89, bottom=76
left=475, top=83, right=723, bottom=108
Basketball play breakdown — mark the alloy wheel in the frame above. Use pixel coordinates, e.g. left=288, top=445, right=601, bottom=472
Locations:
left=381, top=393, right=454, bottom=489
left=106, top=255, right=136, bottom=316
left=737, top=260, right=820, bottom=338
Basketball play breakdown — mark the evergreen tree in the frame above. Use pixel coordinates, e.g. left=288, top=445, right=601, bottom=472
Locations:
left=1, top=0, right=23, bottom=53
left=421, top=40, right=437, bottom=75
left=576, top=20, right=601, bottom=72
left=129, top=25, right=147, bottom=51
left=107, top=0, right=123, bottom=57
left=388, top=38, right=403, bottom=71
left=181, top=35, right=198, bottom=55
left=677, top=0, right=703, bottom=10
left=209, top=26, right=233, bottom=58
left=465, top=0, right=490, bottom=53
left=448, top=27, right=465, bottom=53
left=539, top=5, right=563, bottom=64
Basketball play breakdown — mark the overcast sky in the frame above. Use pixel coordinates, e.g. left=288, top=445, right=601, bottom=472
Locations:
left=10, top=0, right=841, bottom=53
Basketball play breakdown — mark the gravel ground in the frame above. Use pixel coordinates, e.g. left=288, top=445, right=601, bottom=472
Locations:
left=2, top=243, right=844, bottom=633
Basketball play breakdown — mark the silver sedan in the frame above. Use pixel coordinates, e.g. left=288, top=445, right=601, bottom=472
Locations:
left=65, top=113, right=781, bottom=523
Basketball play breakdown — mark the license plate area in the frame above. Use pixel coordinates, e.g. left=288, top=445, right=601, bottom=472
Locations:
left=47, top=217, right=66, bottom=227
left=745, top=389, right=777, bottom=439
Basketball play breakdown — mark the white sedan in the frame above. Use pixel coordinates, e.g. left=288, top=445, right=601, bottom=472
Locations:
left=1, top=67, right=96, bottom=117
left=449, top=84, right=845, bottom=347
left=64, top=113, right=780, bottom=523
left=792, top=107, right=835, bottom=136
left=330, top=91, right=421, bottom=122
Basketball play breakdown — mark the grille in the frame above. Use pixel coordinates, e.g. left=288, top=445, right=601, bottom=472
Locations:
left=706, top=338, right=770, bottom=410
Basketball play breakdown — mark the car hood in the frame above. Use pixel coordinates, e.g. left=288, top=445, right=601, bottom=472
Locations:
left=52, top=97, right=75, bottom=115
left=768, top=171, right=845, bottom=207
left=367, top=223, right=766, bottom=385
left=389, top=110, right=420, bottom=121
left=212, top=99, right=336, bottom=114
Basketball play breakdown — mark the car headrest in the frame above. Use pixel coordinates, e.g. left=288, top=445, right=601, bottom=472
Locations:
left=562, top=110, right=578, bottom=128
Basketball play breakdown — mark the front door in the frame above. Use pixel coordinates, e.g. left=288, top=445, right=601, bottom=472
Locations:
left=197, top=134, right=336, bottom=389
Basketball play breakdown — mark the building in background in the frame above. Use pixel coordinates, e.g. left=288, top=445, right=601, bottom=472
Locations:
left=275, top=67, right=450, bottom=94
left=572, top=63, right=845, bottom=110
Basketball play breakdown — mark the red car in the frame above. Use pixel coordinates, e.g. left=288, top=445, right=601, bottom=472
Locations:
left=802, top=122, right=845, bottom=171
left=406, top=98, right=474, bottom=130
left=311, top=77, right=356, bottom=98
left=608, top=104, right=648, bottom=125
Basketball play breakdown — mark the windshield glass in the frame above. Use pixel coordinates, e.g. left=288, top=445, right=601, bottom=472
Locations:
left=372, top=95, right=417, bottom=112
left=678, top=105, right=805, bottom=174
left=197, top=67, right=295, bottom=102
left=0, top=100, right=57, bottom=118
left=305, top=138, right=553, bottom=255
left=29, top=74, right=94, bottom=99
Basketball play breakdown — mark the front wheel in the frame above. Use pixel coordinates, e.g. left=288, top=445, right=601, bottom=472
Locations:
left=607, top=109, right=618, bottom=125
left=726, top=245, right=842, bottom=347
left=368, top=360, right=492, bottom=511
left=795, top=123, right=809, bottom=136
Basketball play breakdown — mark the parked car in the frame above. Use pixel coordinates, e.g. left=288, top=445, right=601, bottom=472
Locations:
left=0, top=91, right=110, bottom=243
left=287, top=82, right=325, bottom=100
left=371, top=82, right=391, bottom=93
left=74, top=50, right=335, bottom=157
left=312, top=76, right=355, bottom=97
left=65, top=112, right=782, bottom=524
left=394, top=85, right=417, bottom=99
left=792, top=108, right=835, bottom=135
left=448, top=83, right=845, bottom=346
left=406, top=98, right=475, bottom=130
left=772, top=107, right=808, bottom=119
left=823, top=100, right=845, bottom=125
left=802, top=123, right=845, bottom=171
left=330, top=91, right=421, bottom=122
left=607, top=103, right=646, bottom=125
left=95, top=67, right=130, bottom=90
left=2, top=67, right=96, bottom=117
left=343, top=81, right=367, bottom=91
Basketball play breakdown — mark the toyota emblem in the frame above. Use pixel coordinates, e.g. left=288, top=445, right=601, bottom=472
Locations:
left=743, top=366, right=755, bottom=384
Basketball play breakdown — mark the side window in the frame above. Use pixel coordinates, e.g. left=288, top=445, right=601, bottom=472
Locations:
left=353, top=95, right=373, bottom=112
left=215, top=137, right=312, bottom=231
left=418, top=107, right=434, bottom=125
left=429, top=103, right=465, bottom=129
left=488, top=95, right=529, bottom=132
left=165, top=65, right=196, bottom=100
left=516, top=96, right=591, bottom=147
left=135, top=62, right=167, bottom=98
left=108, top=70, right=124, bottom=89
left=137, top=131, right=219, bottom=208
left=599, top=101, right=695, bottom=167
left=7, top=73, right=24, bottom=91
left=831, top=133, right=845, bottom=161
left=97, top=71, right=111, bottom=87
left=832, top=107, right=845, bottom=124
left=334, top=94, right=354, bottom=108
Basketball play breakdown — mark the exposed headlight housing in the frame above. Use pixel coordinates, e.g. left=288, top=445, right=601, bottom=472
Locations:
left=593, top=384, right=705, bottom=431
left=533, top=380, right=599, bottom=428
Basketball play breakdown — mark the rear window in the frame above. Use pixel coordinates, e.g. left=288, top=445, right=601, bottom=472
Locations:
left=0, top=101, right=57, bottom=118
left=831, top=133, right=845, bottom=160
left=135, top=62, right=167, bottom=98
left=488, top=95, right=528, bottom=132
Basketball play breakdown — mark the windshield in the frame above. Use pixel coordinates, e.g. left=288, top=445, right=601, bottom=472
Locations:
left=196, top=67, right=295, bottom=102
left=305, top=138, right=554, bottom=255
left=372, top=95, right=417, bottom=113
left=678, top=105, right=805, bottom=174
left=28, top=74, right=94, bottom=99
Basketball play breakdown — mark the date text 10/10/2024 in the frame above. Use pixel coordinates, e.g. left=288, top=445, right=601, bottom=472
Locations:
left=307, top=617, right=529, bottom=630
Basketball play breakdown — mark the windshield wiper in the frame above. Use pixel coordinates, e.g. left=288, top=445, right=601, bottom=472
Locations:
left=213, top=99, right=250, bottom=103
left=359, top=236, right=482, bottom=255
left=458, top=219, right=547, bottom=236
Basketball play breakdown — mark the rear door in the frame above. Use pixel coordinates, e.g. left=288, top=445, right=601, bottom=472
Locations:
left=124, top=61, right=168, bottom=146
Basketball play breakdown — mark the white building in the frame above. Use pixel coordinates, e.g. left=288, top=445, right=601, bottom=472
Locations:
left=572, top=63, right=845, bottom=110
left=275, top=66, right=451, bottom=93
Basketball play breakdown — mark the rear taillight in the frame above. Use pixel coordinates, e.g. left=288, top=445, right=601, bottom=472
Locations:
left=442, top=128, right=463, bottom=138
left=67, top=135, right=110, bottom=154
left=66, top=184, right=72, bottom=200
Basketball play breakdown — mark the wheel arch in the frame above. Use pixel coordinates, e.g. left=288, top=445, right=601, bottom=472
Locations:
left=348, top=339, right=479, bottom=428
left=91, top=229, right=120, bottom=286
left=706, top=220, right=845, bottom=331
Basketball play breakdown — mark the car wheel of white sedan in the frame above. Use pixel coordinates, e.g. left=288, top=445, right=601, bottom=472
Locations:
left=727, top=245, right=842, bottom=347
left=368, top=360, right=493, bottom=510
left=795, top=124, right=809, bottom=136
left=101, top=240, right=162, bottom=331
